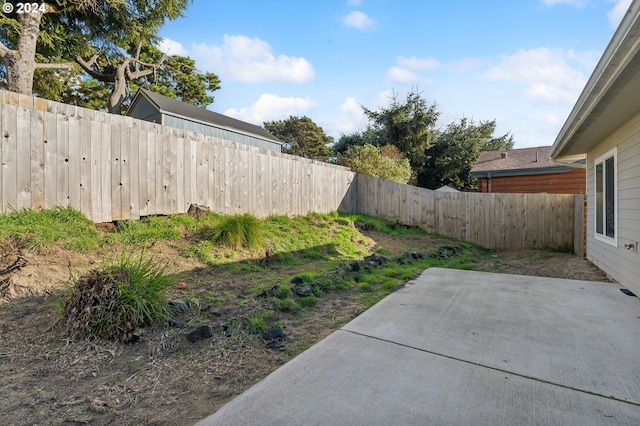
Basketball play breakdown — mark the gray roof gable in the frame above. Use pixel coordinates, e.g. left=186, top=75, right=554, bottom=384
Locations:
left=470, top=146, right=583, bottom=178
left=129, top=89, right=282, bottom=145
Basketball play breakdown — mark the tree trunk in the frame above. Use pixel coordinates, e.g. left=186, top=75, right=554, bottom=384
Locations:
left=4, top=11, right=44, bottom=94
left=108, top=61, right=129, bottom=115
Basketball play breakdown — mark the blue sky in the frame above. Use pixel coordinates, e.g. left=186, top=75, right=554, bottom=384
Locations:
left=158, top=0, right=632, bottom=148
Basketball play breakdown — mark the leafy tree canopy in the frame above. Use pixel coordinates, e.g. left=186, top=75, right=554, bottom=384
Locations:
left=264, top=116, right=333, bottom=161
left=340, top=144, right=412, bottom=184
left=337, top=91, right=515, bottom=189
left=362, top=89, right=440, bottom=170
left=417, top=118, right=514, bottom=190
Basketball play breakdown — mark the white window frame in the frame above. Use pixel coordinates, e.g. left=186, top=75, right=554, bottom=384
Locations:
left=593, top=147, right=617, bottom=246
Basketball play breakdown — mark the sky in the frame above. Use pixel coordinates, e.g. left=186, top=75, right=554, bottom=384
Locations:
left=158, top=0, right=633, bottom=149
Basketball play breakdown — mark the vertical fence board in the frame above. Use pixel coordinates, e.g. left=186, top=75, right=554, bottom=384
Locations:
left=68, top=116, right=81, bottom=211
left=1, top=105, right=18, bottom=210
left=129, top=125, right=140, bottom=220
left=16, top=108, right=31, bottom=210
left=29, top=109, right=45, bottom=210
left=110, top=122, right=122, bottom=221
left=89, top=120, right=102, bottom=222
left=79, top=116, right=92, bottom=218
left=55, top=115, right=69, bottom=207
left=100, top=118, right=112, bottom=222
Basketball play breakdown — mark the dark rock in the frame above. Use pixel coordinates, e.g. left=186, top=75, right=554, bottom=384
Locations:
left=364, top=253, right=387, bottom=266
left=290, top=277, right=304, bottom=286
left=122, top=333, right=140, bottom=344
left=296, top=285, right=312, bottom=297
left=169, top=299, right=190, bottom=313
left=349, top=261, right=361, bottom=272
left=265, top=338, right=285, bottom=350
left=187, top=325, right=214, bottom=343
left=261, top=328, right=284, bottom=341
left=257, top=285, right=278, bottom=298
left=169, top=319, right=186, bottom=328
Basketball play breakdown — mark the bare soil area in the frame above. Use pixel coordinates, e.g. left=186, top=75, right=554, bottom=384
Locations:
left=0, top=232, right=613, bottom=425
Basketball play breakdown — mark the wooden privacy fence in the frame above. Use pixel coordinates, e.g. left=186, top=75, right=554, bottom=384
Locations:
left=355, top=175, right=584, bottom=254
left=0, top=91, right=584, bottom=253
left=0, top=91, right=357, bottom=223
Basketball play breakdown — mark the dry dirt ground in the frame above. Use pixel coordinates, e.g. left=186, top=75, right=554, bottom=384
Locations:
left=0, top=231, right=612, bottom=425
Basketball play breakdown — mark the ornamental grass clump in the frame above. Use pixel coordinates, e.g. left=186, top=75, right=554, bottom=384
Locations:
left=63, top=252, right=174, bottom=342
left=212, top=214, right=264, bottom=249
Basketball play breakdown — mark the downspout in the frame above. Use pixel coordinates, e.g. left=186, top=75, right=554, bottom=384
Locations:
left=487, top=172, right=492, bottom=193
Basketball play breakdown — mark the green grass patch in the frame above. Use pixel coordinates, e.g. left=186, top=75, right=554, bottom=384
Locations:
left=339, top=213, right=426, bottom=236
left=246, top=310, right=273, bottom=334
left=210, top=214, right=264, bottom=249
left=297, top=296, right=317, bottom=308
left=0, top=206, right=99, bottom=252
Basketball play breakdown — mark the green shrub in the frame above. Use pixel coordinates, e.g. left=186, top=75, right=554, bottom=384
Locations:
left=211, top=214, right=264, bottom=249
left=62, top=251, right=174, bottom=341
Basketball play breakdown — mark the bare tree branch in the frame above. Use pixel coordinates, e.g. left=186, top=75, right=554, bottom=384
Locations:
left=75, top=54, right=116, bottom=82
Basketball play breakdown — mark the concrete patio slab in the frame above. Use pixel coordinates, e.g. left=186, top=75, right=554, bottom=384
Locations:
left=196, top=268, right=640, bottom=425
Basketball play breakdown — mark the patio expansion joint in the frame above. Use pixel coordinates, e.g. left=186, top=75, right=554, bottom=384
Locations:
left=341, top=329, right=640, bottom=408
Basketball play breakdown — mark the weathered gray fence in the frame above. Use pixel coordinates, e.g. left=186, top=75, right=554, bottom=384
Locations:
left=0, top=91, right=583, bottom=253
left=355, top=174, right=584, bottom=253
left=0, top=91, right=357, bottom=222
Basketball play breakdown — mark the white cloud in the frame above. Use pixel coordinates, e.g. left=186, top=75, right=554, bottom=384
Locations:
left=343, top=11, right=376, bottom=31
left=387, top=66, right=421, bottom=83
left=224, top=94, right=316, bottom=124
left=608, top=0, right=632, bottom=27
left=540, top=0, right=587, bottom=6
left=386, top=56, right=440, bottom=83
left=485, top=47, right=588, bottom=106
left=332, top=96, right=368, bottom=133
left=157, top=38, right=188, bottom=56
left=396, top=56, right=441, bottom=71
left=191, top=35, right=315, bottom=83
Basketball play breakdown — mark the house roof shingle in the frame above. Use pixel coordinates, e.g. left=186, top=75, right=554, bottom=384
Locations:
left=470, top=146, right=581, bottom=178
left=131, top=89, right=282, bottom=145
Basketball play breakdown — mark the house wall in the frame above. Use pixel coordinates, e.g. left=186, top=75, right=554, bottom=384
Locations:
left=586, top=111, right=640, bottom=295
left=163, top=114, right=280, bottom=152
left=476, top=169, right=586, bottom=194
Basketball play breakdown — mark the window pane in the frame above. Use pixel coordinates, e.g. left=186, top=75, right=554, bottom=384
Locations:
left=596, top=162, right=603, bottom=235
left=605, top=157, right=615, bottom=238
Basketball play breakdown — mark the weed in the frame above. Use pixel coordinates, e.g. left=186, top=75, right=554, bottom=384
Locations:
left=246, top=310, right=273, bottom=334
left=274, top=284, right=291, bottom=299
left=297, top=296, right=317, bottom=308
left=273, top=298, right=300, bottom=312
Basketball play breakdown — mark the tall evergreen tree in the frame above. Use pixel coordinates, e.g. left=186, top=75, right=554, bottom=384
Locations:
left=264, top=116, right=333, bottom=161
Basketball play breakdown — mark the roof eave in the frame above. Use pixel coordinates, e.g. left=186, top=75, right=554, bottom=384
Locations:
left=550, top=0, right=640, bottom=161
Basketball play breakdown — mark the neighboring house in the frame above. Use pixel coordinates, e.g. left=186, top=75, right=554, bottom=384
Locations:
left=549, top=0, right=640, bottom=295
left=435, top=185, right=460, bottom=192
left=126, top=89, right=282, bottom=152
left=470, top=146, right=586, bottom=194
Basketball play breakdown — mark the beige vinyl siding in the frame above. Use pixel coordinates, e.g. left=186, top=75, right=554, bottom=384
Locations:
left=586, top=111, right=640, bottom=295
